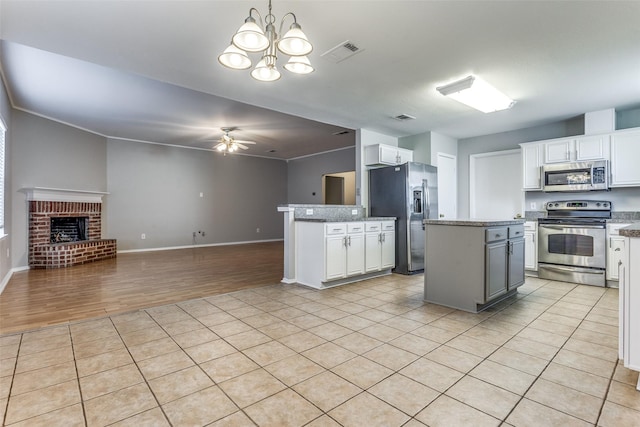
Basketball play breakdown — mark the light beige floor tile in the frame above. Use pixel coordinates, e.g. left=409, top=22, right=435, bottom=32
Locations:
left=613, top=362, right=640, bottom=386
left=506, top=398, right=591, bottom=427
left=80, top=363, right=144, bottom=400
left=84, top=382, right=157, bottom=426
left=5, top=379, right=80, bottom=424
left=598, top=400, right=640, bottom=427
left=526, top=378, right=603, bottom=423
left=219, top=368, right=286, bottom=408
left=20, top=326, right=69, bottom=343
left=171, top=327, right=218, bottom=348
left=579, top=320, right=617, bottom=337
left=73, top=335, right=125, bottom=359
left=389, top=333, right=440, bottom=356
left=76, top=348, right=130, bottom=379
left=381, top=316, right=423, bottom=332
left=477, top=318, right=525, bottom=335
left=184, top=338, right=239, bottom=363
left=446, top=375, right=520, bottom=419
left=119, top=325, right=169, bottom=347
left=415, top=394, right=500, bottom=427
left=293, top=371, right=362, bottom=412
left=463, top=325, right=514, bottom=345
left=208, top=410, right=257, bottom=426
left=527, top=318, right=577, bottom=337
left=0, top=376, right=10, bottom=400
left=243, top=340, right=296, bottom=365
left=563, top=337, right=619, bottom=361
left=305, top=414, right=341, bottom=427
left=368, top=373, right=440, bottom=416
left=502, top=336, right=559, bottom=360
left=5, top=402, right=84, bottom=427
left=196, top=311, right=238, bottom=327
left=257, top=321, right=303, bottom=339
left=109, top=407, right=170, bottom=427
left=14, top=346, right=74, bottom=374
left=363, top=343, right=420, bottom=371
left=606, top=380, right=640, bottom=411
left=537, top=312, right=583, bottom=327
left=425, top=345, right=483, bottom=373
left=0, top=334, right=21, bottom=348
left=552, top=348, right=616, bottom=378
left=70, top=325, right=118, bottom=345
left=278, top=330, right=327, bottom=353
left=200, top=352, right=259, bottom=383
left=227, top=306, right=264, bottom=319
left=572, top=328, right=618, bottom=349
left=359, top=324, right=405, bottom=342
left=264, top=354, right=325, bottom=386
left=333, top=332, right=383, bottom=354
left=335, top=302, right=368, bottom=315
left=18, top=333, right=72, bottom=356
left=469, top=359, right=536, bottom=395
left=399, top=358, right=464, bottom=392
left=162, top=385, right=238, bottom=426
left=111, top=315, right=156, bottom=335
left=0, top=342, right=19, bottom=360
left=245, top=388, right=322, bottom=427
left=148, top=365, right=214, bottom=404
left=302, top=342, right=357, bottom=369
left=516, top=326, right=569, bottom=348
left=333, top=314, right=377, bottom=331
left=207, top=319, right=253, bottom=337
left=357, top=308, right=396, bottom=322
left=541, top=362, right=610, bottom=398
left=446, top=334, right=498, bottom=358
left=137, top=349, right=194, bottom=380
left=270, top=306, right=308, bottom=320
left=428, top=317, right=474, bottom=334
left=127, top=337, right=181, bottom=362
left=223, top=329, right=272, bottom=350
left=11, top=361, right=76, bottom=396
left=488, top=347, right=549, bottom=376
left=242, top=313, right=282, bottom=328
left=0, top=357, right=15, bottom=377
left=331, top=356, right=393, bottom=389
left=308, top=322, right=353, bottom=341
left=328, top=391, right=410, bottom=427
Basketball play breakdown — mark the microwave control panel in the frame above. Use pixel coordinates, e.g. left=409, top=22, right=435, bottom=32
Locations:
left=592, top=167, right=606, bottom=184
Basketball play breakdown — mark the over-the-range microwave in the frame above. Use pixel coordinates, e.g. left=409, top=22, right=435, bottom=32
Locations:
left=542, top=160, right=609, bottom=192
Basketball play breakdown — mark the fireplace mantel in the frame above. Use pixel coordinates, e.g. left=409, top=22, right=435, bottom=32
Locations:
left=20, top=187, right=109, bottom=203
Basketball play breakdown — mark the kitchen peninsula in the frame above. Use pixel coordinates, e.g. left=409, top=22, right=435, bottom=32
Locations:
left=278, top=204, right=396, bottom=289
left=424, top=219, right=526, bottom=313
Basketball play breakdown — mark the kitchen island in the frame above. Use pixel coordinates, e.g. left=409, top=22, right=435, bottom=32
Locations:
left=619, top=223, right=640, bottom=390
left=424, top=219, right=525, bottom=313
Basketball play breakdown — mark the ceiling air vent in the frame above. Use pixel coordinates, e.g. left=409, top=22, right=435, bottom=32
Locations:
left=321, top=40, right=364, bottom=63
left=393, top=114, right=416, bottom=121
left=332, top=130, right=351, bottom=136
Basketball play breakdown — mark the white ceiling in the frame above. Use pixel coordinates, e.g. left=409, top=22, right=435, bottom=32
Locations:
left=1, top=1, right=639, bottom=160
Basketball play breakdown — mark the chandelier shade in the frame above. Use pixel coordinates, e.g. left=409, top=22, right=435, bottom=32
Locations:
left=218, top=0, right=314, bottom=82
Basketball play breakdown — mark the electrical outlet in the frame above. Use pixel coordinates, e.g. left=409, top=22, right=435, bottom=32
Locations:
left=256, top=227, right=261, bottom=233
left=199, top=192, right=204, bottom=198
left=530, top=202, right=537, bottom=210
left=351, top=209, right=358, bottom=215
left=193, top=231, right=196, bottom=238
left=141, top=233, right=146, bottom=240
left=306, top=209, right=313, bottom=215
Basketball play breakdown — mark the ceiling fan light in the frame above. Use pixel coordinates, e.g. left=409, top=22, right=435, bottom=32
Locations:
left=232, top=18, right=269, bottom=52
left=218, top=44, right=251, bottom=70
left=216, top=144, right=226, bottom=151
left=251, top=59, right=281, bottom=82
left=278, top=23, right=312, bottom=56
left=284, top=55, right=314, bottom=74
left=436, top=75, right=515, bottom=113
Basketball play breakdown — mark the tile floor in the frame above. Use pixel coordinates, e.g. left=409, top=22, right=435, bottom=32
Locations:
left=0, top=275, right=639, bottom=426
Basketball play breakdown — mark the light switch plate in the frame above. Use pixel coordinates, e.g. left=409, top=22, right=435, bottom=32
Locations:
left=352, top=209, right=358, bottom=215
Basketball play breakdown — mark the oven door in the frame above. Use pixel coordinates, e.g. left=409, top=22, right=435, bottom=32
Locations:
left=538, top=223, right=606, bottom=269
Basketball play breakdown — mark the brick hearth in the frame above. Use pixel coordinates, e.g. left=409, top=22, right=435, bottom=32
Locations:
left=28, top=200, right=116, bottom=268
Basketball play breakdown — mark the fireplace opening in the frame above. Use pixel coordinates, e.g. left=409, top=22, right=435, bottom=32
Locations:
left=50, top=217, right=89, bottom=243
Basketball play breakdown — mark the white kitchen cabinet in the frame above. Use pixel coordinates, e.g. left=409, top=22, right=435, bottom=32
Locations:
left=607, top=223, right=630, bottom=281
left=610, top=130, right=640, bottom=187
left=365, top=221, right=396, bottom=272
left=619, top=225, right=640, bottom=390
left=296, top=220, right=394, bottom=289
left=543, top=136, right=609, bottom=164
left=364, top=144, right=413, bottom=166
left=524, top=221, right=537, bottom=271
left=521, top=143, right=543, bottom=190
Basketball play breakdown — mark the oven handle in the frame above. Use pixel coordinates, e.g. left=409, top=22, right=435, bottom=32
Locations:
left=541, top=265, right=604, bottom=275
left=539, top=224, right=605, bottom=230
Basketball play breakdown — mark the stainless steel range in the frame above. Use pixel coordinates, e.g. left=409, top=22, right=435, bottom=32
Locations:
left=538, top=200, right=611, bottom=287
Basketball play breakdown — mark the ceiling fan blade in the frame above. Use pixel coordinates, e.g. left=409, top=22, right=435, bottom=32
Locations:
left=213, top=142, right=225, bottom=149
left=234, top=140, right=256, bottom=145
left=236, top=143, right=250, bottom=150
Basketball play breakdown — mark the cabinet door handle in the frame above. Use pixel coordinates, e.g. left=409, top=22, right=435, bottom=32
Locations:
left=348, top=236, right=351, bottom=246
left=615, top=248, right=621, bottom=252
left=378, top=233, right=382, bottom=243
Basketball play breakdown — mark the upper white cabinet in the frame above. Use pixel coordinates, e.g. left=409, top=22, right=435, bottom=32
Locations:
left=610, top=130, right=640, bottom=187
left=544, top=136, right=609, bottom=163
left=521, top=144, right=543, bottom=190
left=365, top=144, right=413, bottom=166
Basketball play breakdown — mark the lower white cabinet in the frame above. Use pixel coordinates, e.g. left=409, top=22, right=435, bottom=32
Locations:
left=619, top=228, right=640, bottom=390
left=296, top=220, right=395, bottom=289
left=607, top=223, right=630, bottom=281
left=524, top=221, right=537, bottom=271
left=365, top=221, right=395, bottom=272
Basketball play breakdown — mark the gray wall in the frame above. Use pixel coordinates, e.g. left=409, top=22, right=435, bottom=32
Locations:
left=106, top=139, right=287, bottom=250
left=10, top=111, right=107, bottom=267
left=287, top=147, right=355, bottom=203
left=399, top=132, right=431, bottom=164
left=0, top=76, right=13, bottom=284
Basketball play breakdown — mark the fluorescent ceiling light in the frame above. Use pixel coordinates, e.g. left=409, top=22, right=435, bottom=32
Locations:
left=436, top=75, right=515, bottom=113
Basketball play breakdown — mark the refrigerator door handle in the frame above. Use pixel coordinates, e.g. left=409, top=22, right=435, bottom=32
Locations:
left=423, top=179, right=430, bottom=227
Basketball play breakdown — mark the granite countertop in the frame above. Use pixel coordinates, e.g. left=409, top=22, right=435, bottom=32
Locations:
left=296, top=217, right=396, bottom=223
left=424, top=218, right=525, bottom=227
left=620, top=223, right=640, bottom=238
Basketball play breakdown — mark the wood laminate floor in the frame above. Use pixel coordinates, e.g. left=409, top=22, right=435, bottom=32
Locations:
left=0, top=242, right=283, bottom=335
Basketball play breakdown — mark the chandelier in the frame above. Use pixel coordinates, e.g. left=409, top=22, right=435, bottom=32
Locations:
left=218, top=0, right=314, bottom=82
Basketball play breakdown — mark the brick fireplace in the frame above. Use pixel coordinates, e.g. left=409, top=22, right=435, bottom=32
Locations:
left=25, top=188, right=117, bottom=269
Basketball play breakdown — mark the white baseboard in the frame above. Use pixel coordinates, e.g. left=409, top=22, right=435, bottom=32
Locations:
left=0, top=266, right=30, bottom=295
left=118, top=239, right=283, bottom=254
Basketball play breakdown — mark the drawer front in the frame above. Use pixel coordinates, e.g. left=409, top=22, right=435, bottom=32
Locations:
left=325, top=223, right=347, bottom=235
left=381, top=221, right=395, bottom=231
left=524, top=221, right=536, bottom=231
left=347, top=222, right=364, bottom=233
left=608, top=223, right=631, bottom=236
left=486, top=227, right=508, bottom=243
left=365, top=222, right=381, bottom=232
left=509, top=225, right=525, bottom=238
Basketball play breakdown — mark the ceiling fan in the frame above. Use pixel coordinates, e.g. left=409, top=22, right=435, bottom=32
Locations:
left=212, top=127, right=256, bottom=154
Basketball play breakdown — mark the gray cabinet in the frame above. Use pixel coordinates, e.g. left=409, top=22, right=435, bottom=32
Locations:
left=485, top=225, right=525, bottom=301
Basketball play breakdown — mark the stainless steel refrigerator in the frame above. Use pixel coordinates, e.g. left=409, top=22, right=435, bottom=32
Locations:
left=369, top=162, right=438, bottom=274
